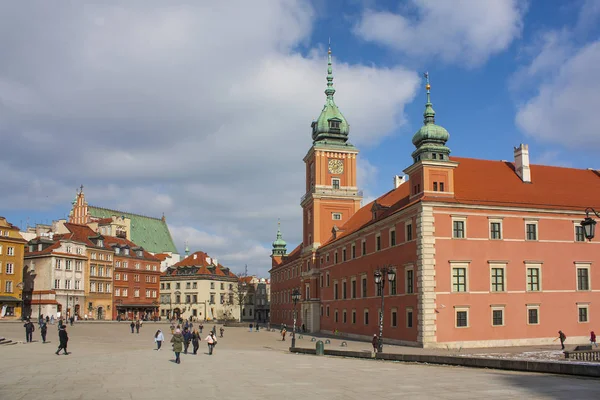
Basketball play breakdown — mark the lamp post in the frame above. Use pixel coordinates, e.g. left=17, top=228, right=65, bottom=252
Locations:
left=291, top=288, right=301, bottom=349
left=581, top=208, right=600, bottom=241
left=16, top=282, right=24, bottom=320
left=373, top=265, right=396, bottom=353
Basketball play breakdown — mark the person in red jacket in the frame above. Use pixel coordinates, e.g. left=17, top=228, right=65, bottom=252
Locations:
left=590, top=331, right=598, bottom=348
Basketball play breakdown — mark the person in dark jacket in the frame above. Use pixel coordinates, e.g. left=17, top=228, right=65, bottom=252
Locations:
left=558, top=330, right=567, bottom=350
left=56, top=325, right=69, bottom=355
left=23, top=319, right=35, bottom=343
left=130, top=321, right=135, bottom=334
left=191, top=329, right=200, bottom=355
left=135, top=320, right=141, bottom=334
left=40, top=322, right=48, bottom=343
left=171, top=329, right=184, bottom=364
left=183, top=328, right=191, bottom=354
left=372, top=334, right=378, bottom=353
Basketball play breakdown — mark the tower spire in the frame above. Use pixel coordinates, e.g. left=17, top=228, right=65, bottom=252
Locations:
left=423, top=72, right=435, bottom=125
left=325, top=41, right=335, bottom=100
left=184, top=240, right=189, bottom=257
left=271, top=218, right=287, bottom=257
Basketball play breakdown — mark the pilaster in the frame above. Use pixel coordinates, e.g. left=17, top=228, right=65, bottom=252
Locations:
left=416, top=203, right=437, bottom=347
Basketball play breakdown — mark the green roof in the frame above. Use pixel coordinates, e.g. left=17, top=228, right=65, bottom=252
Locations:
left=88, top=206, right=178, bottom=254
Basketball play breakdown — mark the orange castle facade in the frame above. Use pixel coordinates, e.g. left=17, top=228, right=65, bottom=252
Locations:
left=269, top=53, right=600, bottom=348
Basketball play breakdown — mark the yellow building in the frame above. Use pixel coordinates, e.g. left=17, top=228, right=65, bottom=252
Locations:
left=0, top=217, right=27, bottom=319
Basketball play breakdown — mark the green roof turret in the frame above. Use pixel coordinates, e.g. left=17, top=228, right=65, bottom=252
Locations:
left=272, top=219, right=287, bottom=257
left=411, top=73, right=451, bottom=163
left=311, top=44, right=352, bottom=146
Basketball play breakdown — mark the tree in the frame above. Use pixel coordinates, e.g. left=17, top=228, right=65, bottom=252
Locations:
left=224, top=265, right=255, bottom=322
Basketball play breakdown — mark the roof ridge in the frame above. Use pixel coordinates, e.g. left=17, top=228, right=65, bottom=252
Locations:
left=88, top=205, right=165, bottom=222
left=453, top=156, right=594, bottom=172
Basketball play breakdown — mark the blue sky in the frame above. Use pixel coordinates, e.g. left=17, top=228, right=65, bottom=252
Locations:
left=1, top=1, right=599, bottom=276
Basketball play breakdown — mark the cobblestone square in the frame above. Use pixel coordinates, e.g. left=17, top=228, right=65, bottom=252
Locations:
left=1, top=322, right=599, bottom=400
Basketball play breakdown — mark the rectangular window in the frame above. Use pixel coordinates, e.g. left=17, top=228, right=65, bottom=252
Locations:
left=90, top=282, right=96, bottom=292
left=7, top=247, right=14, bottom=256
left=342, top=281, right=347, bottom=299
left=406, top=224, right=412, bottom=241
left=490, top=222, right=502, bottom=240
left=97, top=283, right=103, bottom=292
left=362, top=277, right=367, bottom=298
left=334, top=252, right=338, bottom=264
left=405, top=269, right=414, bottom=294
left=528, top=308, right=539, bottom=325
left=332, top=213, right=342, bottom=220
left=65, top=260, right=72, bottom=270
left=342, top=248, right=347, bottom=262
left=391, top=309, right=397, bottom=327
left=390, top=276, right=397, bottom=295
left=364, top=309, right=369, bottom=325
left=56, top=259, right=62, bottom=269
left=376, top=235, right=381, bottom=251
left=362, top=240, right=366, bottom=256
left=123, top=289, right=128, bottom=297
left=210, top=282, right=215, bottom=289
left=115, top=288, right=121, bottom=297
left=351, top=280, right=356, bottom=298
left=526, top=223, right=538, bottom=241
left=75, top=261, right=82, bottom=271
left=134, top=289, right=140, bottom=298
left=577, top=268, right=590, bottom=291
left=334, top=310, right=338, bottom=323
left=54, top=279, right=60, bottom=289
left=433, top=182, right=438, bottom=191
left=186, top=282, right=191, bottom=289
left=220, top=283, right=225, bottom=290
left=440, top=182, right=445, bottom=191
left=352, top=310, right=356, bottom=324
left=5, top=281, right=13, bottom=293
left=527, top=268, right=540, bottom=291
left=492, top=309, right=504, bottom=326
left=575, top=225, right=585, bottom=242
left=390, top=229, right=396, bottom=246
left=351, top=244, right=356, bottom=259
left=332, top=178, right=340, bottom=189
left=452, top=268, right=467, bottom=292
left=123, top=274, right=128, bottom=281
left=406, top=308, right=413, bottom=328
left=65, top=280, right=71, bottom=289
left=453, top=220, right=465, bottom=239
left=326, top=306, right=330, bottom=317
left=376, top=283, right=382, bottom=296
left=5, top=263, right=13, bottom=274
left=334, top=283, right=338, bottom=300
left=456, top=310, right=468, bottom=327
left=579, top=306, right=589, bottom=323
left=326, top=272, right=330, bottom=287
left=491, top=268, right=505, bottom=292
left=75, top=280, right=81, bottom=290
left=343, top=310, right=347, bottom=324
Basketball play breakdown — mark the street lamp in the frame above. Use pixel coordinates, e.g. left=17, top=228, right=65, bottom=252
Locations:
left=291, top=288, right=301, bottom=348
left=581, top=208, right=600, bottom=241
left=16, top=282, right=24, bottom=320
left=373, top=265, right=396, bottom=353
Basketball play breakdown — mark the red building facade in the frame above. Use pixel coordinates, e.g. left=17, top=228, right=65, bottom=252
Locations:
left=269, top=55, right=600, bottom=348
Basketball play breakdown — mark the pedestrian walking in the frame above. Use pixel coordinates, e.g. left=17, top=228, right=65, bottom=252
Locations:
left=135, top=320, right=141, bottom=334
left=219, top=327, right=224, bottom=338
left=591, top=331, right=598, bottom=348
left=281, top=328, right=287, bottom=341
left=40, top=321, right=48, bottom=343
left=183, top=328, right=191, bottom=354
left=23, top=319, right=35, bottom=343
left=154, top=329, right=164, bottom=351
left=45, top=315, right=49, bottom=324
left=56, top=325, right=69, bottom=355
left=372, top=334, right=378, bottom=353
left=558, top=330, right=567, bottom=350
left=130, top=321, right=135, bottom=334
left=192, top=329, right=200, bottom=355
left=249, top=323, right=253, bottom=332
left=199, top=323, right=204, bottom=334
left=205, top=331, right=217, bottom=355
left=171, top=329, right=184, bottom=364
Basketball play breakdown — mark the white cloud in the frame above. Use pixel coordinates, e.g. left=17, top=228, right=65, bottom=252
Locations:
left=0, top=1, right=420, bottom=277
left=354, top=0, right=525, bottom=67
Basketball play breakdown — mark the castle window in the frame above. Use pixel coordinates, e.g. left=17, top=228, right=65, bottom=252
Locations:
left=433, top=182, right=438, bottom=191
left=432, top=153, right=437, bottom=160
left=332, top=213, right=342, bottom=220
left=329, top=120, right=340, bottom=129
left=440, top=182, right=445, bottom=191
left=332, top=178, right=340, bottom=189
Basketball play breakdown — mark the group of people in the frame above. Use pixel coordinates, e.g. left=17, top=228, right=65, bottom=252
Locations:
left=556, top=330, right=598, bottom=350
left=159, top=325, right=220, bottom=364
left=130, top=320, right=143, bottom=334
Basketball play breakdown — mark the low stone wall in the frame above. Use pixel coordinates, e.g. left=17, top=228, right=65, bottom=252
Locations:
left=289, top=347, right=600, bottom=378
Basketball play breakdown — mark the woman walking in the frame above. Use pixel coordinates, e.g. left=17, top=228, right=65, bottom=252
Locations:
left=192, top=329, right=200, bottom=355
left=154, top=329, right=165, bottom=351
left=171, top=329, right=184, bottom=364
left=55, top=325, right=69, bottom=355
left=205, top=331, right=217, bottom=355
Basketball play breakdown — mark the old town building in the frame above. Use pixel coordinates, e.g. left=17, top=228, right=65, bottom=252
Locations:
left=269, top=49, right=600, bottom=348
left=238, top=276, right=271, bottom=323
left=106, top=236, right=161, bottom=320
left=160, top=251, right=239, bottom=321
left=68, top=187, right=180, bottom=264
left=0, top=217, right=28, bottom=318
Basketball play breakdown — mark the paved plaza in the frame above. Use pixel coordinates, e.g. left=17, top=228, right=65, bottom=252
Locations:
left=1, top=322, right=599, bottom=399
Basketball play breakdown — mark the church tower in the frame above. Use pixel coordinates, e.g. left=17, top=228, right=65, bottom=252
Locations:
left=404, top=74, right=458, bottom=200
left=271, top=220, right=287, bottom=268
left=301, top=46, right=362, bottom=250
left=69, top=185, right=90, bottom=225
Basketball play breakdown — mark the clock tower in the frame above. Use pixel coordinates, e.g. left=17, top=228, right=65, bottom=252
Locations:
left=301, top=46, right=362, bottom=250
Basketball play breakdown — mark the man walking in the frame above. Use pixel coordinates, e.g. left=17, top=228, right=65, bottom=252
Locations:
left=135, top=320, right=141, bottom=334
left=23, top=319, right=35, bottom=343
left=558, top=330, right=567, bottom=350
left=40, top=321, right=48, bottom=343
left=56, top=325, right=69, bottom=355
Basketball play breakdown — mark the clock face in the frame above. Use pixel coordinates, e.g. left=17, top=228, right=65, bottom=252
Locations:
left=328, top=159, right=344, bottom=174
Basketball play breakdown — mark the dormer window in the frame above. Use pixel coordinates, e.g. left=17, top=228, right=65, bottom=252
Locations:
left=115, top=247, right=120, bottom=255
left=137, top=250, right=143, bottom=257
left=124, top=248, right=130, bottom=256
left=329, top=120, right=340, bottom=129
left=97, top=240, right=103, bottom=247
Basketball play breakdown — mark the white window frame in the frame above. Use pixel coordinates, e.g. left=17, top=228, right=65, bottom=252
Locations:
left=491, top=305, right=505, bottom=327
left=332, top=212, right=342, bottom=221
left=75, top=280, right=81, bottom=290
left=405, top=265, right=414, bottom=294
left=525, top=263, right=542, bottom=292
left=5, top=280, right=13, bottom=293
left=489, top=262, right=507, bottom=292
left=575, top=263, right=591, bottom=291
left=488, top=218, right=503, bottom=240
left=526, top=304, right=540, bottom=325
left=115, top=288, right=121, bottom=297
left=578, top=303, right=590, bottom=323
left=454, top=306, right=469, bottom=328
left=5, top=263, right=14, bottom=275
left=451, top=216, right=467, bottom=239
left=450, top=262, right=469, bottom=293
left=525, top=220, right=539, bottom=241
left=7, top=246, right=14, bottom=256
left=574, top=222, right=586, bottom=242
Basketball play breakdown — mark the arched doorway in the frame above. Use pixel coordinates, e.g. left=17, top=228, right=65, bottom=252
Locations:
left=97, top=307, right=104, bottom=320
left=74, top=304, right=80, bottom=317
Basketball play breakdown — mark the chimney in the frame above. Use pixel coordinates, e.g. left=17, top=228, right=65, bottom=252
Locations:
left=393, top=175, right=406, bottom=189
left=193, top=254, right=197, bottom=260
left=514, top=144, right=531, bottom=183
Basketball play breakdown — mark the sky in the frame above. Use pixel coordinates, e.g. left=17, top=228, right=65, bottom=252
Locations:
left=1, top=0, right=599, bottom=277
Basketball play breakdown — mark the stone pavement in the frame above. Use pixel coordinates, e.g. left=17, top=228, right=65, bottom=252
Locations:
left=1, top=322, right=599, bottom=400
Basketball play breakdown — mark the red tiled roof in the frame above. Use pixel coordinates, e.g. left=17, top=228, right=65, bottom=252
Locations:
left=95, top=218, right=114, bottom=224
left=166, top=251, right=236, bottom=278
left=154, top=253, right=170, bottom=261
left=24, top=241, right=61, bottom=257
left=102, top=236, right=160, bottom=262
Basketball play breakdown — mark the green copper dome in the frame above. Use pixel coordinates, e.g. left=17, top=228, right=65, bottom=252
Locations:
left=411, top=74, right=451, bottom=163
left=311, top=46, right=351, bottom=145
left=272, top=220, right=287, bottom=257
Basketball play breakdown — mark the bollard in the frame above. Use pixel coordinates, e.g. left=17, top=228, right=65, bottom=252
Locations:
left=316, top=340, right=325, bottom=356
left=298, top=335, right=303, bottom=339
left=311, top=337, right=316, bottom=342
left=340, top=341, right=347, bottom=347
left=325, top=339, right=331, bottom=344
